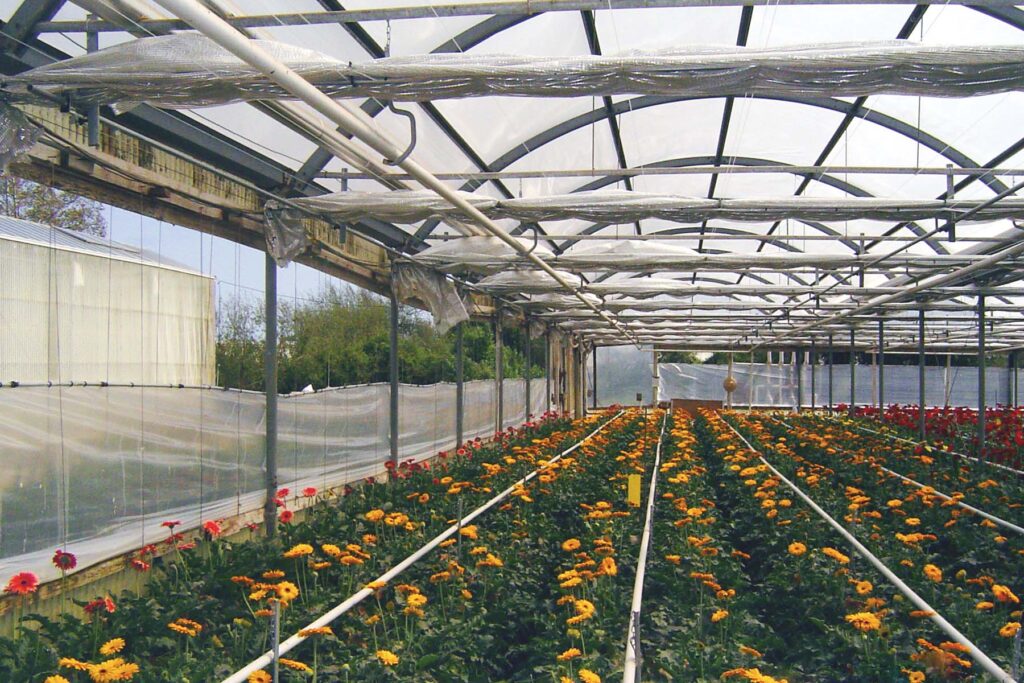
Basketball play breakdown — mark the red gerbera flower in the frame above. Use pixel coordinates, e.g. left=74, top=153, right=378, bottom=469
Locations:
left=276, top=488, right=290, bottom=498
left=278, top=509, right=294, bottom=524
left=52, top=549, right=77, bottom=572
left=4, top=571, right=39, bottom=595
left=202, top=520, right=222, bottom=538
left=129, top=558, right=151, bottom=572
left=160, top=520, right=181, bottom=529
left=302, top=487, right=317, bottom=497
left=84, top=595, right=116, bottom=614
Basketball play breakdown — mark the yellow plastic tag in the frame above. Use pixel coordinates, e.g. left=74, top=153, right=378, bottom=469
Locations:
left=627, top=474, right=642, bottom=507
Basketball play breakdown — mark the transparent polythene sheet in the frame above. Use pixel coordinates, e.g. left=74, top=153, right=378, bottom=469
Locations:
left=0, top=379, right=545, bottom=581
left=12, top=34, right=1024, bottom=108
left=274, top=190, right=1024, bottom=227
left=656, top=362, right=1017, bottom=409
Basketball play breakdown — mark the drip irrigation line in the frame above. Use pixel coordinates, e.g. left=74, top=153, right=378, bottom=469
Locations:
left=220, top=409, right=627, bottom=683
left=825, top=415, right=1024, bottom=477
left=719, top=415, right=1018, bottom=683
left=623, top=408, right=670, bottom=683
left=767, top=415, right=1024, bottom=538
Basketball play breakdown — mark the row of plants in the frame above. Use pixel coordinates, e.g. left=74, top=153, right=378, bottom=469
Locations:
left=839, top=404, right=1024, bottom=468
left=783, top=412, right=1024, bottom=527
left=2, top=407, right=698, bottom=682
left=724, top=410, right=1022, bottom=678
left=1, top=409, right=599, bottom=681
left=637, top=412, right=789, bottom=682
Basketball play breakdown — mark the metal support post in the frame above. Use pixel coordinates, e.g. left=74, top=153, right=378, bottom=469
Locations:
left=592, top=346, right=598, bottom=410
left=455, top=321, right=464, bottom=448
left=795, top=347, right=803, bottom=413
left=849, top=329, right=856, bottom=415
left=828, top=333, right=834, bottom=411
left=545, top=329, right=552, bottom=412
left=878, top=318, right=885, bottom=418
left=1010, top=350, right=1019, bottom=408
left=86, top=16, right=100, bottom=147
left=810, top=340, right=817, bottom=410
left=524, top=318, right=532, bottom=420
left=494, top=309, right=504, bottom=433
left=389, top=284, right=399, bottom=465
left=263, top=254, right=278, bottom=537
left=977, top=295, right=986, bottom=457
left=918, top=309, right=926, bottom=440
left=651, top=351, right=660, bottom=406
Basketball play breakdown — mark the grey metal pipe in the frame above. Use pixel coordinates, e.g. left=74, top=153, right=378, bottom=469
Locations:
left=810, top=341, right=816, bottom=410
left=263, top=254, right=278, bottom=537
left=495, top=309, right=504, bottom=433
left=389, top=284, right=399, bottom=465
left=978, top=295, right=987, bottom=457
left=455, top=322, right=464, bottom=448
left=545, top=329, right=552, bottom=413
left=828, top=334, right=834, bottom=412
left=85, top=17, right=100, bottom=147
left=525, top=318, right=532, bottom=420
left=849, top=329, right=856, bottom=416
left=919, top=309, right=927, bottom=440
left=795, top=347, right=803, bottom=413
left=878, top=318, right=885, bottom=418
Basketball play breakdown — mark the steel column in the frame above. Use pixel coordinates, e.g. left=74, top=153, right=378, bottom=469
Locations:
left=455, top=321, right=464, bottom=448
left=878, top=318, right=885, bottom=418
left=810, top=341, right=816, bottom=410
left=524, top=318, right=532, bottom=420
left=389, top=284, right=399, bottom=465
left=795, top=347, right=803, bottom=412
left=828, top=333, right=834, bottom=411
left=1010, top=350, right=1018, bottom=407
left=592, top=346, right=598, bottom=410
left=545, top=328, right=552, bottom=412
left=977, top=295, right=986, bottom=457
left=652, top=351, right=660, bottom=406
left=495, top=309, right=504, bottom=433
left=262, top=254, right=278, bottom=537
left=85, top=15, right=99, bottom=147
left=849, top=329, right=856, bottom=415
left=918, top=309, right=926, bottom=440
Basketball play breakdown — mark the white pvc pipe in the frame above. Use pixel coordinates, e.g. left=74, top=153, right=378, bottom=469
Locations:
left=150, top=0, right=636, bottom=344
left=220, top=410, right=627, bottom=683
left=720, top=417, right=1017, bottom=683
left=622, top=409, right=670, bottom=683
left=769, top=416, right=1024, bottom=537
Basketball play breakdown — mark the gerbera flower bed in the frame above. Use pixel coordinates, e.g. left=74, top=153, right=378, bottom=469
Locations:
left=721, top=410, right=1022, bottom=678
left=4, top=406, right=1019, bottom=682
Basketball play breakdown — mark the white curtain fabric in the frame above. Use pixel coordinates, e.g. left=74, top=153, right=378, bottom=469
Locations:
left=0, top=237, right=215, bottom=386
left=0, top=378, right=545, bottom=580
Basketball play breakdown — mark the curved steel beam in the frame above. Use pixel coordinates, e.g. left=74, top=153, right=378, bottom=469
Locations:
left=414, top=93, right=1004, bottom=242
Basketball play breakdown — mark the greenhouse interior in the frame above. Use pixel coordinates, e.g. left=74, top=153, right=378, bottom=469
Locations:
left=1, top=0, right=1023, bottom=681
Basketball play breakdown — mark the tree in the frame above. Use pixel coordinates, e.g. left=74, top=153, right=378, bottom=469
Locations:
left=0, top=177, right=107, bottom=235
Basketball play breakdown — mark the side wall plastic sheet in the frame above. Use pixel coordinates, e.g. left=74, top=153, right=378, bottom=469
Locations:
left=658, top=362, right=1018, bottom=409
left=0, top=379, right=543, bottom=580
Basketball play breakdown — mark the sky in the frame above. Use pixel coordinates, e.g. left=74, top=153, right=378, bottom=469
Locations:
left=106, top=205, right=339, bottom=308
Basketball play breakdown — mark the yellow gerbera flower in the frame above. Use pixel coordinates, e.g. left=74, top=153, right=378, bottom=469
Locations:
left=376, top=649, right=399, bottom=666
left=99, top=637, right=125, bottom=655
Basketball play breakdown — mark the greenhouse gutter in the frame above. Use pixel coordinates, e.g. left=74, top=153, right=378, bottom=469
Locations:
left=219, top=409, right=627, bottom=683
left=721, top=416, right=1018, bottom=683
left=622, top=409, right=670, bottom=683
left=150, top=0, right=637, bottom=347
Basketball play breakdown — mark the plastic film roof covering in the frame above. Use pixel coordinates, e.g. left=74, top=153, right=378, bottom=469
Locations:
left=12, top=0, right=1024, bottom=348
left=12, top=34, right=1024, bottom=107
left=277, top=190, right=1024, bottom=224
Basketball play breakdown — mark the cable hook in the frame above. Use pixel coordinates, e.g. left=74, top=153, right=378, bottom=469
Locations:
left=381, top=19, right=416, bottom=166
